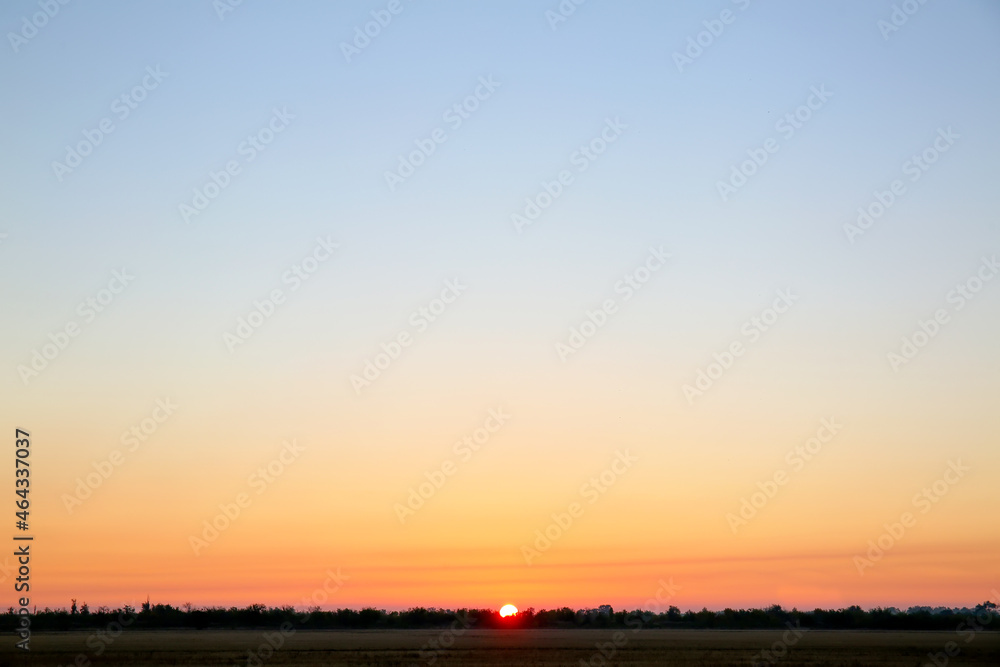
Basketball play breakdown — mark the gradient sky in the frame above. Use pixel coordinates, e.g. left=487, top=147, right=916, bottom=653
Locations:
left=2, top=0, right=999, bottom=612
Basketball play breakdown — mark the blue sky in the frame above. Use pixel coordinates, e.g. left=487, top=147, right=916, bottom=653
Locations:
left=3, top=0, right=999, bottom=431
left=2, top=0, right=999, bottom=610
left=3, top=1, right=998, bottom=326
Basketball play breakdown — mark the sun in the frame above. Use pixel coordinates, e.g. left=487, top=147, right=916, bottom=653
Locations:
left=499, top=604, right=518, bottom=617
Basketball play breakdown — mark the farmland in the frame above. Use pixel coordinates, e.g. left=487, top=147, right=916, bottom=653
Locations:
left=3, top=628, right=998, bottom=666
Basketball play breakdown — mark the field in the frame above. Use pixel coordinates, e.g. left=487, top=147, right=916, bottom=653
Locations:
left=4, top=629, right=999, bottom=666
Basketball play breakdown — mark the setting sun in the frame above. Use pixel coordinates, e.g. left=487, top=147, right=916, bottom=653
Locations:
left=8, top=1, right=1000, bottom=665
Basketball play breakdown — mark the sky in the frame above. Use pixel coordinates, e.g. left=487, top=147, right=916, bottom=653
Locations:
left=1, top=0, right=999, bottom=612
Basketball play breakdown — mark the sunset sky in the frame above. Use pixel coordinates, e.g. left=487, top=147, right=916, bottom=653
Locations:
left=2, top=1, right=999, bottom=612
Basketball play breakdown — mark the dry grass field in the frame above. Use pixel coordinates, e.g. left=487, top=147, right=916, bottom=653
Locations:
left=3, top=629, right=999, bottom=666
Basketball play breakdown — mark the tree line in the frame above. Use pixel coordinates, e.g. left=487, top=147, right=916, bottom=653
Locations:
left=3, top=600, right=997, bottom=632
